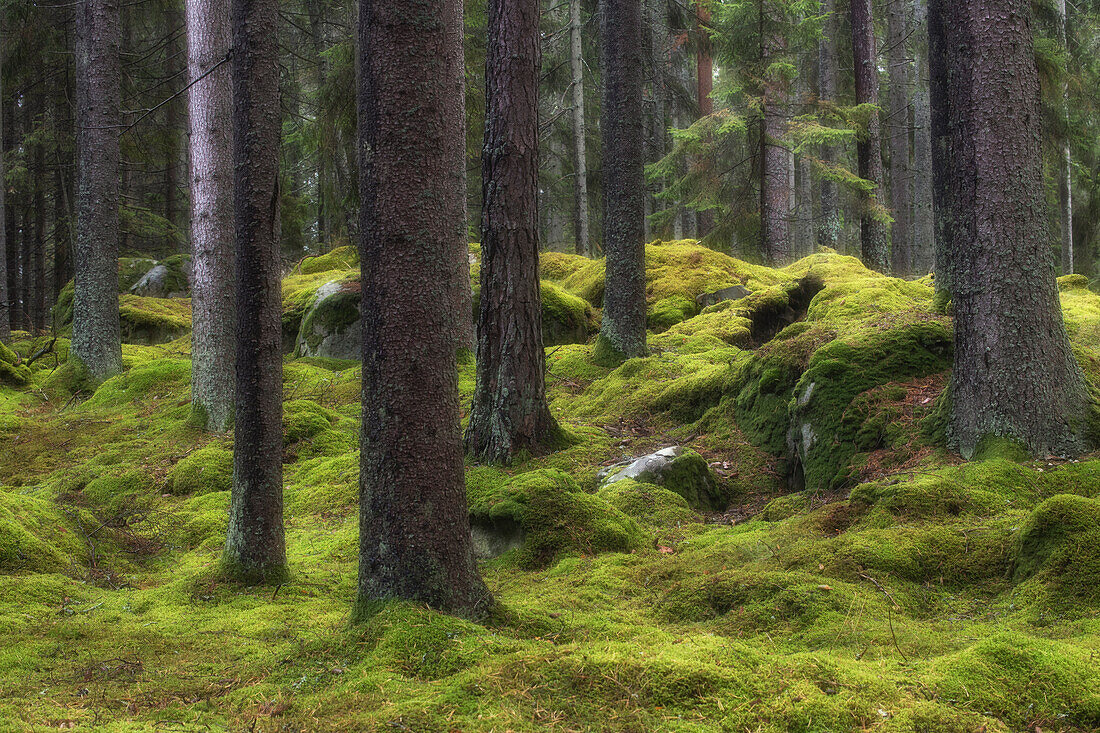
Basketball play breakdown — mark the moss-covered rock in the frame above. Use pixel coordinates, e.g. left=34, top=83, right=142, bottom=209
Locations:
left=0, top=342, right=31, bottom=386
left=597, top=478, right=701, bottom=527
left=466, top=468, right=644, bottom=567
left=601, top=448, right=724, bottom=511
left=299, top=246, right=359, bottom=275
left=540, top=280, right=599, bottom=346
left=295, top=279, right=362, bottom=359
left=1012, top=493, right=1100, bottom=604
left=167, top=445, right=233, bottom=496
left=127, top=254, right=191, bottom=298
left=118, top=295, right=192, bottom=344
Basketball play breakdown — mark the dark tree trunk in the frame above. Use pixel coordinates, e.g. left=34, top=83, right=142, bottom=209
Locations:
left=887, top=0, right=912, bottom=276
left=761, top=14, right=792, bottom=266
left=357, top=0, right=492, bottom=617
left=597, top=0, right=647, bottom=363
left=694, top=3, right=715, bottom=238
left=911, top=0, right=934, bottom=274
left=931, top=0, right=1094, bottom=458
left=224, top=0, right=286, bottom=583
left=569, top=0, right=589, bottom=255
left=0, top=49, right=7, bottom=343
left=307, top=1, right=331, bottom=247
left=850, top=0, right=889, bottom=272
left=33, top=127, right=47, bottom=333
left=73, top=0, right=123, bottom=379
left=19, top=182, right=30, bottom=331
left=928, top=0, right=950, bottom=294
left=466, top=0, right=560, bottom=464
left=5, top=99, right=17, bottom=335
left=817, top=0, right=841, bottom=250
left=187, top=0, right=236, bottom=433
left=164, top=0, right=185, bottom=249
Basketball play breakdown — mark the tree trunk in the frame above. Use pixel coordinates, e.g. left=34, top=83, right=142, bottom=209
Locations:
left=910, top=0, right=934, bottom=274
left=761, top=11, right=792, bottom=265
left=643, top=0, right=668, bottom=241
left=850, top=0, right=889, bottom=272
left=0, top=44, right=7, bottom=343
left=694, top=2, right=715, bottom=238
left=33, top=123, right=47, bottom=333
left=5, top=99, right=18, bottom=335
left=928, top=0, right=950, bottom=293
left=466, top=0, right=559, bottom=464
left=1056, top=0, right=1073, bottom=274
left=932, top=0, right=1093, bottom=458
left=307, top=0, right=331, bottom=247
left=357, top=0, right=492, bottom=617
left=793, top=52, right=814, bottom=259
left=569, top=0, right=590, bottom=256
left=817, top=0, right=841, bottom=250
left=224, top=0, right=286, bottom=583
left=597, top=0, right=647, bottom=362
left=164, top=0, right=185, bottom=250
left=187, top=0, right=236, bottom=433
left=887, top=0, right=912, bottom=276
left=73, top=0, right=123, bottom=380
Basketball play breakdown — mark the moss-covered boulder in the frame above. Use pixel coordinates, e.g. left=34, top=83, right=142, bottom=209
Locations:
left=167, top=445, right=233, bottom=496
left=599, top=447, right=724, bottom=511
left=1013, top=494, right=1100, bottom=603
left=299, top=246, right=359, bottom=275
left=294, top=279, right=362, bottom=359
left=128, top=254, right=191, bottom=298
left=466, top=468, right=644, bottom=567
left=0, top=342, right=31, bottom=386
left=540, top=281, right=599, bottom=346
left=118, top=295, right=192, bottom=344
left=597, top=478, right=700, bottom=527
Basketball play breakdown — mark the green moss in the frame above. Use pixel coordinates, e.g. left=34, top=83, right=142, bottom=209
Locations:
left=647, top=295, right=697, bottom=332
left=539, top=280, right=599, bottom=346
left=282, top=271, right=358, bottom=347
left=0, top=489, right=85, bottom=572
left=467, top=468, right=645, bottom=568
left=1013, top=493, right=1100, bottom=604
left=0, top=342, right=31, bottom=386
left=597, top=478, right=701, bottom=527
left=167, top=445, right=233, bottom=496
left=299, top=246, right=359, bottom=275
left=286, top=454, right=358, bottom=514
left=118, top=295, right=192, bottom=344
left=540, top=251, right=591, bottom=282
left=296, top=279, right=361, bottom=354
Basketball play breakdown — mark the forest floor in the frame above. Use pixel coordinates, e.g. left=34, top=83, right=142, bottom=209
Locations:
left=1, top=241, right=1099, bottom=732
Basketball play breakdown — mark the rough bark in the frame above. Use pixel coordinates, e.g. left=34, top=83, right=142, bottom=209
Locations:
left=694, top=2, right=715, bottom=238
left=887, top=0, right=912, bottom=276
left=187, top=0, right=236, bottom=433
left=5, top=100, right=17, bottom=335
left=164, top=0, right=185, bottom=245
left=910, top=0, right=934, bottom=274
left=816, top=0, right=841, bottom=250
left=761, top=12, right=792, bottom=265
left=0, top=47, right=7, bottom=343
left=466, top=0, right=560, bottom=464
left=357, top=0, right=492, bottom=617
left=850, top=0, right=889, bottom=273
left=73, top=0, right=123, bottom=380
left=643, top=0, right=669, bottom=241
left=1056, top=0, right=1073, bottom=274
left=570, top=0, right=590, bottom=255
left=932, top=0, right=1094, bottom=458
left=927, top=0, right=950, bottom=293
left=224, top=0, right=285, bottom=583
left=794, top=59, right=814, bottom=259
left=597, top=0, right=647, bottom=362
left=33, top=124, right=46, bottom=332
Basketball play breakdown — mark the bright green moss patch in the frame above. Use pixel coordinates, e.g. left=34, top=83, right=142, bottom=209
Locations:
left=83, top=358, right=191, bottom=408
left=1013, top=493, right=1100, bottom=604
left=0, top=489, right=85, bottom=572
left=299, top=245, right=359, bottom=275
left=597, top=478, right=701, bottom=528
left=0, top=342, right=31, bottom=386
left=167, top=445, right=233, bottom=496
left=540, top=251, right=591, bottom=281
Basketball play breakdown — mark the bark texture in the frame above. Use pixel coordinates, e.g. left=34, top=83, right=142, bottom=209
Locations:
left=357, top=0, right=492, bottom=617
left=816, top=0, right=841, bottom=250
left=597, top=0, right=647, bottom=361
left=0, top=47, right=8, bottom=343
left=569, top=0, right=590, bottom=255
left=187, top=0, right=236, bottom=433
left=910, top=0, right=934, bottom=274
left=932, top=0, right=1094, bottom=458
left=33, top=126, right=46, bottom=332
left=1056, top=0, right=1073, bottom=274
left=887, top=0, right=912, bottom=276
left=224, top=0, right=286, bottom=582
left=466, top=0, right=559, bottom=464
left=761, top=14, right=792, bottom=265
left=694, top=2, right=715, bottom=238
left=850, top=0, right=889, bottom=273
left=73, top=0, right=123, bottom=380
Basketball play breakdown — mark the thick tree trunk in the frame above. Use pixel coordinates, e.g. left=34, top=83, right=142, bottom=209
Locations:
left=910, top=0, right=934, bottom=275
left=569, top=0, right=590, bottom=256
left=1056, top=0, right=1073, bottom=274
left=307, top=1, right=331, bottom=247
left=597, top=0, right=647, bottom=362
left=357, top=0, right=492, bottom=617
left=817, top=0, right=841, bottom=250
left=466, top=0, right=559, bottom=464
left=0, top=49, right=7, bottom=343
left=850, top=0, right=889, bottom=272
left=887, top=0, right=912, bottom=276
left=928, top=0, right=950, bottom=293
left=761, top=15, right=792, bottom=266
left=73, top=0, right=123, bottom=380
left=187, top=0, right=235, bottom=433
left=932, top=0, right=1093, bottom=458
left=224, top=0, right=285, bottom=583
left=643, top=0, right=669, bottom=241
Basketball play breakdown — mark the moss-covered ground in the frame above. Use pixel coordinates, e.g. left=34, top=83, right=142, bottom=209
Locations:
left=2, top=241, right=1099, bottom=731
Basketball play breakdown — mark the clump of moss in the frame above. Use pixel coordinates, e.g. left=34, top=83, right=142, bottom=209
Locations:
left=466, top=468, right=645, bottom=568
left=295, top=279, right=361, bottom=357
left=539, top=281, right=599, bottom=346
left=284, top=399, right=338, bottom=443
left=0, top=342, right=31, bottom=386
left=83, top=358, right=192, bottom=408
left=597, top=478, right=700, bottom=527
left=1012, top=493, right=1100, bottom=604
left=0, top=489, right=85, bottom=572
left=167, top=445, right=233, bottom=496
left=286, top=453, right=358, bottom=514
left=118, top=295, right=192, bottom=344
left=647, top=295, right=697, bottom=332
left=282, top=271, right=358, bottom=349
left=299, top=246, right=359, bottom=275
left=540, top=251, right=591, bottom=282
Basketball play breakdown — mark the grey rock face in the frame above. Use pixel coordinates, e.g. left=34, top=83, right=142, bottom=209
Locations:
left=696, top=285, right=751, bottom=310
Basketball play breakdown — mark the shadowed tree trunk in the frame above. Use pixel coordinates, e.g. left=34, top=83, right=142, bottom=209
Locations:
left=887, top=0, right=912, bottom=276
left=694, top=1, right=715, bottom=238
left=187, top=0, right=235, bottom=433
left=5, top=100, right=17, bottom=336
left=850, top=0, right=889, bottom=272
left=0, top=51, right=8, bottom=343
left=597, top=0, right=647, bottom=364
left=73, top=0, right=123, bottom=380
left=569, top=0, right=590, bottom=255
left=33, top=126, right=46, bottom=332
left=164, top=0, right=185, bottom=248
left=1056, top=0, right=1073, bottom=274
left=931, top=0, right=1094, bottom=458
left=466, top=0, right=560, bottom=465
left=911, top=0, right=934, bottom=274
left=357, top=0, right=493, bottom=618
left=817, top=0, right=841, bottom=251
left=224, top=0, right=285, bottom=583
left=761, top=6, right=792, bottom=265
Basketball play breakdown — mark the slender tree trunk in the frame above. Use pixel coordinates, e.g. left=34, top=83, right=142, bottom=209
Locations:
left=928, top=0, right=950, bottom=293
left=6, top=100, right=18, bottom=333
left=466, top=0, right=559, bottom=464
left=187, top=0, right=236, bottom=433
left=694, top=2, right=715, bottom=238
left=164, top=0, right=185, bottom=249
left=932, top=0, right=1093, bottom=458
left=911, top=0, right=934, bottom=274
left=1056, top=0, right=1073, bottom=274
left=73, top=0, right=123, bottom=380
left=817, top=0, right=841, bottom=250
left=569, top=0, right=590, bottom=256
left=597, top=0, right=647, bottom=362
left=0, top=42, right=8, bottom=343
left=793, top=52, right=814, bottom=259
left=643, top=0, right=668, bottom=242
left=851, top=0, right=889, bottom=272
left=308, top=1, right=331, bottom=247
left=357, top=0, right=492, bottom=617
left=886, top=0, right=912, bottom=276
left=33, top=127, right=46, bottom=333
left=19, top=179, right=30, bottom=331
left=224, top=0, right=285, bottom=583
left=761, top=11, right=792, bottom=265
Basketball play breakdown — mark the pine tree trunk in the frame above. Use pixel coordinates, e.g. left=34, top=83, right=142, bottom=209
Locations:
left=910, top=0, right=934, bottom=275
left=817, top=0, right=841, bottom=250
left=357, top=0, right=492, bottom=617
left=932, top=0, right=1093, bottom=458
left=187, top=0, right=235, bottom=434
left=643, top=0, right=668, bottom=241
left=928, top=0, right=950, bottom=293
left=887, top=0, right=912, bottom=276
left=224, top=0, right=286, bottom=583
left=164, top=0, right=184, bottom=250
left=569, top=0, right=590, bottom=256
left=1056, top=0, right=1073, bottom=274
left=5, top=99, right=18, bottom=335
left=761, top=13, right=792, bottom=265
left=597, top=0, right=647, bottom=362
left=33, top=127, right=46, bottom=333
left=0, top=49, right=8, bottom=343
left=73, top=0, right=123, bottom=380
left=307, top=1, right=330, bottom=247
left=466, top=0, right=559, bottom=464
left=694, top=2, right=715, bottom=238
left=851, top=0, right=889, bottom=272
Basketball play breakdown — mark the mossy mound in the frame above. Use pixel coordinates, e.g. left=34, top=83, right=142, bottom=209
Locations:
left=82, top=358, right=191, bottom=408
left=466, top=468, right=645, bottom=567
left=282, top=270, right=358, bottom=351
left=0, top=342, right=31, bottom=386
left=167, top=445, right=233, bottom=497
left=597, top=478, right=701, bottom=527
left=0, top=490, right=84, bottom=573
left=299, top=246, right=359, bottom=275
left=540, top=280, right=599, bottom=346
left=1012, top=493, right=1100, bottom=604
left=539, top=251, right=591, bottom=282
left=118, top=295, right=192, bottom=344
